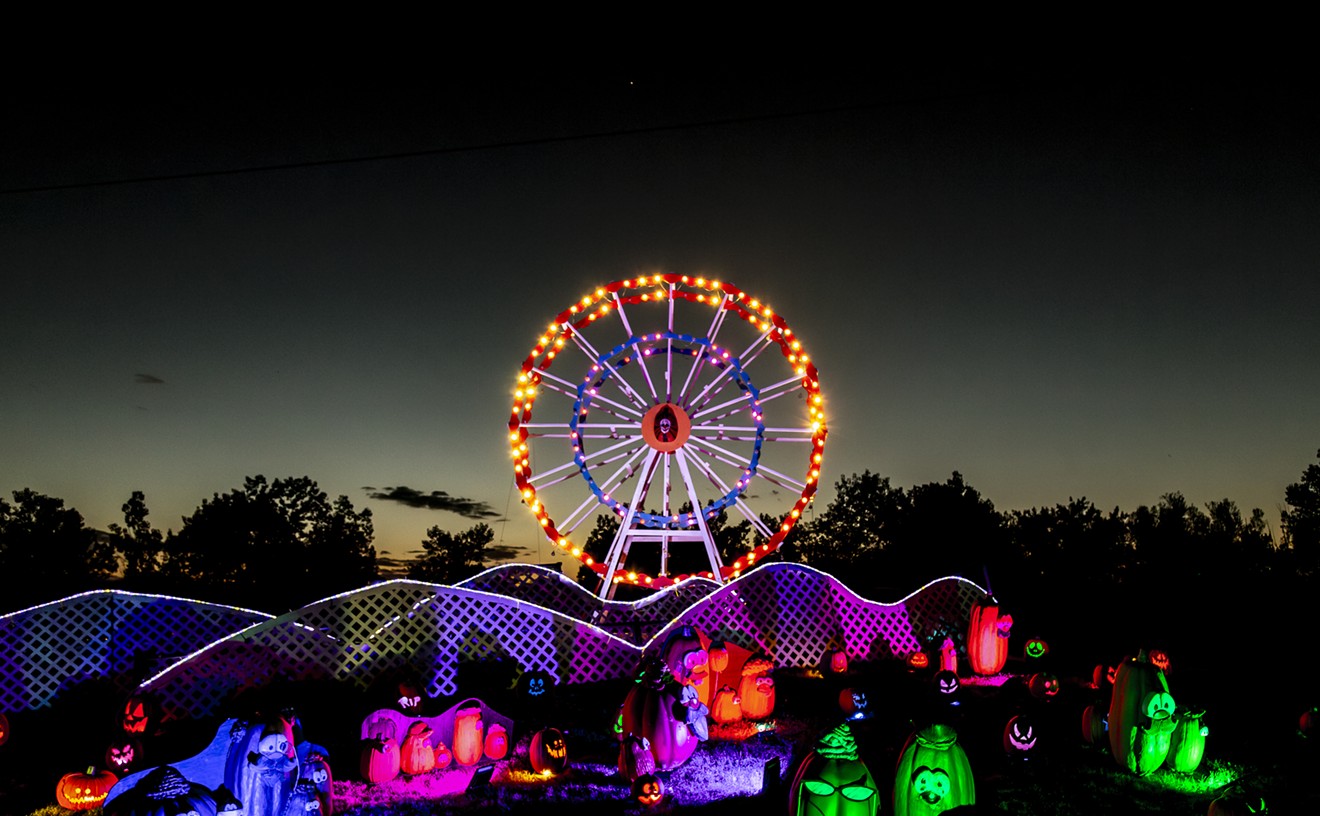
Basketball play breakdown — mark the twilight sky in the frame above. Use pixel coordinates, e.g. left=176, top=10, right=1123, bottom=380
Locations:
left=3, top=62, right=1317, bottom=574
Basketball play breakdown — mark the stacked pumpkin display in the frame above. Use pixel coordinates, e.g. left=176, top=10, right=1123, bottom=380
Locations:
left=1107, top=650, right=1177, bottom=775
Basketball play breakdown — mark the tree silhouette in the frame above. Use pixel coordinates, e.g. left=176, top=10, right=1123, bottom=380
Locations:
left=0, top=488, right=116, bottom=610
left=408, top=522, right=495, bottom=585
left=108, top=491, right=164, bottom=586
left=163, top=475, right=375, bottom=609
left=1283, top=449, right=1320, bottom=573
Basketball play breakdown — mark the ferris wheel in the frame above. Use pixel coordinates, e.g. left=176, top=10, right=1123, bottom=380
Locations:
left=508, top=274, right=826, bottom=598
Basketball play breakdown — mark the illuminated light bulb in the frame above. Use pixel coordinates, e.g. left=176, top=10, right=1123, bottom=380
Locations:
left=585, top=556, right=594, bottom=565
left=681, top=275, right=690, bottom=282
left=558, top=538, right=568, bottom=547
left=540, top=517, right=549, bottom=526
left=797, top=367, right=807, bottom=376
left=595, top=288, right=605, bottom=298
left=509, top=432, right=519, bottom=441
left=570, top=305, right=578, bottom=314
left=750, top=298, right=760, bottom=308
left=814, top=453, right=823, bottom=463
left=791, top=509, right=800, bottom=518
left=644, top=576, right=652, bottom=584
left=711, top=280, right=721, bottom=289
left=522, top=488, right=534, bottom=500
left=696, top=277, right=706, bottom=286
left=782, top=523, right=791, bottom=531
left=571, top=547, right=581, bottom=556
left=791, top=340, right=801, bottom=350
left=811, top=469, right=820, bottom=479
left=628, top=571, right=637, bottom=580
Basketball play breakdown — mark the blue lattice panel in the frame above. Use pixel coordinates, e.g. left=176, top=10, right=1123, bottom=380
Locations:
left=0, top=591, right=270, bottom=713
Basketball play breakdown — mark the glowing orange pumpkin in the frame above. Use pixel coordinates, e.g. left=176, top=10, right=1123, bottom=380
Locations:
left=56, top=767, right=117, bottom=811
left=633, top=774, right=664, bottom=805
left=907, top=652, right=929, bottom=670
left=453, top=703, right=485, bottom=766
left=484, top=723, right=509, bottom=760
left=739, top=656, right=776, bottom=720
left=828, top=650, right=848, bottom=674
left=711, top=686, right=743, bottom=724
left=530, top=728, right=569, bottom=775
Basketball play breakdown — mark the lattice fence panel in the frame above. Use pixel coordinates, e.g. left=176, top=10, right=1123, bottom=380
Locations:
left=460, top=565, right=720, bottom=643
left=645, top=565, right=987, bottom=669
left=142, top=580, right=645, bottom=720
left=0, top=591, right=270, bottom=713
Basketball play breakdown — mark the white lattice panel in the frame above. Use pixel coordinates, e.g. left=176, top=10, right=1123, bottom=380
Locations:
left=0, top=591, right=270, bottom=712
left=647, top=565, right=987, bottom=669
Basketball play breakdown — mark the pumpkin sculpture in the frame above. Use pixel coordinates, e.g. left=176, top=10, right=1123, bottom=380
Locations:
left=359, top=718, right=401, bottom=784
left=453, top=702, right=485, bottom=766
left=939, top=638, right=957, bottom=674
left=661, top=625, right=709, bottom=688
left=893, top=723, right=975, bottom=816
left=106, top=736, right=144, bottom=774
left=711, top=685, right=743, bottom=724
left=1166, top=707, right=1209, bottom=773
left=738, top=655, right=776, bottom=720
left=530, top=728, right=569, bottom=775
left=788, top=723, right=878, bottom=816
left=400, top=720, right=437, bottom=775
left=484, top=723, right=509, bottom=760
left=56, top=766, right=118, bottom=811
left=1107, top=652, right=1176, bottom=775
left=967, top=598, right=1012, bottom=676
left=620, top=660, right=699, bottom=771
left=618, top=733, right=657, bottom=781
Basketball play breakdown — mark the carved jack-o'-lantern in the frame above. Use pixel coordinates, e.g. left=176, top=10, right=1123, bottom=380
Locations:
left=967, top=599, right=1012, bottom=676
left=517, top=669, right=556, bottom=701
left=530, top=727, right=569, bottom=775
left=122, top=694, right=156, bottom=735
left=789, top=723, right=878, bottom=816
left=1148, top=649, right=1171, bottom=673
left=839, top=688, right=869, bottom=719
left=1108, top=653, right=1176, bottom=775
left=1028, top=672, right=1060, bottom=699
left=934, top=670, right=960, bottom=696
left=893, top=724, right=975, bottom=816
left=633, top=773, right=664, bottom=806
left=1003, top=715, right=1037, bottom=756
left=105, top=735, right=144, bottom=773
left=484, top=723, right=509, bottom=760
left=710, top=685, right=743, bottom=724
left=907, top=652, right=929, bottom=670
left=1208, top=791, right=1268, bottom=815
left=400, top=721, right=436, bottom=775
left=1024, top=637, right=1049, bottom=659
left=738, top=656, right=776, bottom=720
left=829, top=650, right=849, bottom=674
left=453, top=702, right=485, bottom=766
left=55, top=766, right=118, bottom=811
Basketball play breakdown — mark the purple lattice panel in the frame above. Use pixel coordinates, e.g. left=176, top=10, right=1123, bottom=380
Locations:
left=644, top=565, right=987, bottom=669
left=0, top=591, right=269, bottom=713
left=140, top=580, right=645, bottom=720
left=460, top=564, right=720, bottom=644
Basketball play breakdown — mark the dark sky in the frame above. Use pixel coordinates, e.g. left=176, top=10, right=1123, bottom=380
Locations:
left=3, top=60, right=1317, bottom=570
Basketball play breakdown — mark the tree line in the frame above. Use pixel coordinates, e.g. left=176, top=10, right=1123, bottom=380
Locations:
left=2, top=450, right=1318, bottom=617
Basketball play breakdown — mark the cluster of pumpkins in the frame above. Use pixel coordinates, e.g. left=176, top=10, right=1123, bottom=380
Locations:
left=358, top=698, right=515, bottom=784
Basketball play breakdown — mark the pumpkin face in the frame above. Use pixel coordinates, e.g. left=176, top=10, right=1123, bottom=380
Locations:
left=967, top=600, right=1011, bottom=676
left=829, top=650, right=849, bottom=674
left=907, top=652, right=929, bottom=670
left=1003, top=715, right=1037, bottom=755
left=56, top=766, right=118, bottom=811
left=738, top=658, right=776, bottom=720
left=1025, top=637, right=1049, bottom=659
left=789, top=724, right=878, bottom=816
left=484, top=723, right=509, bottom=760
left=530, top=728, right=569, bottom=775
left=1148, top=649, right=1171, bottom=672
left=122, top=694, right=155, bottom=735
left=633, top=773, right=664, bottom=805
left=893, top=724, right=975, bottom=816
left=934, top=670, right=960, bottom=696
left=518, top=669, right=556, bottom=700
left=1028, top=673, right=1060, bottom=699
left=1165, top=708, right=1208, bottom=773
left=106, top=736, right=143, bottom=773
left=1108, top=655, right=1176, bottom=775
left=839, top=688, right=869, bottom=719
left=400, top=721, right=436, bottom=775
left=1207, top=793, right=1268, bottom=815
left=453, top=704, right=485, bottom=766
left=711, top=685, right=743, bottom=723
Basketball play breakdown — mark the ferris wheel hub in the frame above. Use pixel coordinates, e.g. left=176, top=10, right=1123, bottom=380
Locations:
left=640, top=402, right=692, bottom=453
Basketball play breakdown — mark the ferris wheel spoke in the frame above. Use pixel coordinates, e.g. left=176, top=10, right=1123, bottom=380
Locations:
left=612, top=295, right=661, bottom=403
left=531, top=434, right=642, bottom=487
left=677, top=293, right=731, bottom=405
left=682, top=451, right=775, bottom=539
left=692, top=438, right=809, bottom=492
left=735, top=328, right=777, bottom=368
left=586, top=443, right=652, bottom=507
left=569, top=330, right=650, bottom=412
left=672, top=448, right=723, bottom=575
left=751, top=374, right=810, bottom=405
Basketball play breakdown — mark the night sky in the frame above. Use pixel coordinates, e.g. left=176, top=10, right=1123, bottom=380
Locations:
left=4, top=61, right=1317, bottom=573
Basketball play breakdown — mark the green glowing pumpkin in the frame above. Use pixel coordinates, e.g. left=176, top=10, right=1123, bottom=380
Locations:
left=1107, top=652, right=1175, bottom=775
left=893, top=723, right=975, bottom=816
left=1165, top=707, right=1208, bottom=773
left=789, top=723, right=878, bottom=816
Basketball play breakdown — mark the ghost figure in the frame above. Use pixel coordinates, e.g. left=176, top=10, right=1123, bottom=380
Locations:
left=678, top=683, right=710, bottom=742
left=242, top=729, right=298, bottom=816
